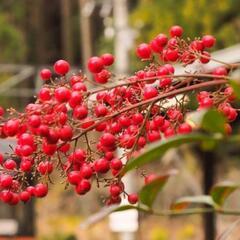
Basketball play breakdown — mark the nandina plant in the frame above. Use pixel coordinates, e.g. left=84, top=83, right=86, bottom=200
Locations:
left=0, top=25, right=240, bottom=214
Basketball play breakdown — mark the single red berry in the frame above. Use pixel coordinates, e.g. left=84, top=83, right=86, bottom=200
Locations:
left=70, top=75, right=83, bottom=86
left=20, top=191, right=31, bottom=203
left=109, top=184, right=122, bottom=197
left=59, top=125, right=73, bottom=141
left=28, top=115, right=41, bottom=128
left=73, top=105, right=88, bottom=120
left=69, top=91, right=83, bottom=108
left=1, top=191, right=13, bottom=203
left=54, top=87, right=71, bottom=103
left=3, top=119, right=20, bottom=137
left=95, top=104, right=108, bottom=117
left=132, top=113, right=144, bottom=125
left=88, top=56, right=104, bottom=73
left=144, top=174, right=157, bottom=184
left=20, top=160, right=32, bottom=172
left=212, top=66, right=227, bottom=76
left=110, top=158, right=123, bottom=171
left=94, top=69, right=111, bottom=84
left=80, top=165, right=93, bottom=179
left=54, top=59, right=70, bottom=75
left=34, top=183, right=48, bottom=198
left=73, top=149, right=86, bottom=163
left=0, top=174, right=13, bottom=188
left=72, top=82, right=87, bottom=92
left=177, top=123, right=192, bottom=134
left=155, top=33, right=168, bottom=46
left=4, top=159, right=17, bottom=170
left=67, top=171, right=82, bottom=185
left=101, top=53, right=114, bottom=66
left=190, top=40, right=204, bottom=51
left=136, top=43, right=152, bottom=59
left=75, top=179, right=91, bottom=195
left=150, top=38, right=163, bottom=53
left=94, top=158, right=110, bottom=173
left=169, top=25, right=183, bottom=37
left=39, top=87, right=51, bottom=101
left=128, top=193, right=138, bottom=204
left=26, top=186, right=35, bottom=196
left=202, top=35, right=216, bottom=48
left=37, top=161, right=53, bottom=175
left=40, top=68, right=52, bottom=80
left=200, top=51, right=211, bottom=64
left=42, top=142, right=57, bottom=156
left=143, top=86, right=158, bottom=100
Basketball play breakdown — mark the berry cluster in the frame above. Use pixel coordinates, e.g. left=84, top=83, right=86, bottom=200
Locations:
left=0, top=26, right=237, bottom=206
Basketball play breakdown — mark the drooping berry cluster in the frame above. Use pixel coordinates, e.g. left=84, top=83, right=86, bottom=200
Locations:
left=0, top=25, right=237, bottom=206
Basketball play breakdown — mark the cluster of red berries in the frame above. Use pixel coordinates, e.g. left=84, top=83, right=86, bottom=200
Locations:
left=136, top=25, right=215, bottom=65
left=0, top=25, right=237, bottom=206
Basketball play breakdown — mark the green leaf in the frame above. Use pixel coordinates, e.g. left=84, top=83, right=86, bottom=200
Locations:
left=122, top=133, right=217, bottom=174
left=139, top=170, right=178, bottom=208
left=211, top=181, right=239, bottom=206
left=201, top=109, right=226, bottom=134
left=171, top=195, right=216, bottom=210
left=230, top=80, right=240, bottom=100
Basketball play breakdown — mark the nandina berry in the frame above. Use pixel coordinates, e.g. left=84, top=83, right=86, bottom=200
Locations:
left=4, top=159, right=17, bottom=170
left=28, top=115, right=41, bottom=128
left=75, top=179, right=91, bottom=195
left=155, top=33, right=168, bottom=46
left=73, top=149, right=86, bottom=163
left=38, top=124, right=49, bottom=137
left=88, top=56, right=104, bottom=73
left=26, top=186, right=35, bottom=196
left=200, top=51, right=211, bottom=64
left=54, top=87, right=71, bottom=102
left=94, top=158, right=110, bottom=173
left=165, top=49, right=179, bottom=62
left=110, top=158, right=123, bottom=171
left=0, top=106, right=4, bottom=116
left=109, top=184, right=122, bottom=197
left=34, top=183, right=48, bottom=198
left=9, top=193, right=20, bottom=205
left=70, top=75, right=83, bottom=86
left=42, top=142, right=57, bottom=156
left=73, top=105, right=88, bottom=120
left=67, top=171, right=82, bottom=185
left=0, top=174, right=13, bottom=188
left=138, top=136, right=146, bottom=148
left=18, top=133, right=34, bottom=146
left=128, top=193, right=138, bottom=204
left=132, top=113, right=144, bottom=125
left=164, top=128, right=175, bottom=138
left=38, top=161, right=53, bottom=175
left=177, top=123, right=192, bottom=134
left=190, top=40, right=204, bottom=51
left=72, top=82, right=87, bottom=92
left=47, top=128, right=60, bottom=144
left=20, top=160, right=32, bottom=172
left=20, top=191, right=31, bottom=202
left=80, top=165, right=93, bottom=179
left=94, top=69, right=111, bottom=84
left=100, top=133, right=116, bottom=149
left=169, top=25, right=183, bottom=37
left=202, top=35, right=216, bottom=48
left=40, top=68, right=52, bottom=80
left=147, top=130, right=161, bottom=142
left=150, top=38, right=163, bottom=53
left=69, top=91, right=83, bottom=108
left=143, top=86, right=158, bottom=100
left=136, top=43, right=152, bottom=59
left=144, top=174, right=157, bottom=184
left=212, top=66, right=227, bottom=76
left=59, top=125, right=73, bottom=141
left=164, top=64, right=175, bottom=74
left=0, top=153, right=3, bottom=164
left=3, top=119, right=20, bottom=137
left=95, top=104, right=108, bottom=117
left=1, top=191, right=13, bottom=203
left=159, top=77, right=172, bottom=87
left=101, top=53, right=114, bottom=66
left=54, top=59, right=70, bottom=75
left=20, top=144, right=34, bottom=156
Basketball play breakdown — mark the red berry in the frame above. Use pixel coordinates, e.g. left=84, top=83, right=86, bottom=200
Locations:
left=3, top=119, right=20, bottom=137
left=136, top=43, right=152, bottom=59
left=40, top=68, right=52, bottom=80
left=94, top=158, right=110, bottom=173
left=143, top=86, right=158, bottom=100
left=37, top=161, right=53, bottom=175
left=73, top=105, right=88, bottom=120
left=109, top=184, right=122, bottom=197
left=54, top=87, right=71, bottom=103
left=0, top=174, right=13, bottom=188
left=212, top=66, right=227, bottom=76
left=177, top=123, right=192, bottom=134
left=28, top=115, right=41, bottom=128
left=144, top=174, right=157, bottom=184
left=75, top=179, right=91, bottom=195
left=155, top=33, right=168, bottom=46
left=128, top=193, right=138, bottom=204
left=95, top=104, right=108, bottom=117
left=202, top=35, right=216, bottom=48
left=34, top=183, right=48, bottom=198
left=88, top=56, right=104, bottom=73
left=0, top=106, right=4, bottom=117
left=94, top=69, right=111, bottom=84
left=101, top=53, right=114, bottom=66
left=59, top=125, right=73, bottom=141
left=70, top=75, right=83, bottom=86
left=80, top=165, right=93, bottom=179
left=200, top=51, right=211, bottom=64
left=1, top=191, right=13, bottom=203
left=20, top=191, right=31, bottom=202
left=110, top=158, right=123, bottom=171
left=42, top=142, right=57, bottom=156
left=100, top=133, right=116, bottom=149
left=20, top=160, right=32, bottom=172
left=4, top=159, right=17, bottom=170
left=39, top=87, right=51, bottom=101
left=69, top=91, right=83, bottom=108
left=67, top=171, right=81, bottom=185
left=73, top=149, right=86, bottom=163
left=169, top=25, right=183, bottom=37
left=54, top=59, right=70, bottom=75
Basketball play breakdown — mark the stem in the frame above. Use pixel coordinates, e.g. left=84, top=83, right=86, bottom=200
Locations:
left=71, top=79, right=227, bottom=142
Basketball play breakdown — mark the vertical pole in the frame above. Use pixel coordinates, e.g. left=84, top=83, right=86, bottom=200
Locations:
left=111, top=1, right=138, bottom=240
left=78, top=0, right=93, bottom=71
left=201, top=150, right=216, bottom=240
left=61, top=0, right=74, bottom=63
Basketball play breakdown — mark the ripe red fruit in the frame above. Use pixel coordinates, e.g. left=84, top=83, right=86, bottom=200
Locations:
left=95, top=104, right=108, bottom=117
left=165, top=49, right=179, bottom=62
left=34, top=183, right=48, bottom=198
left=143, top=86, right=158, bottom=100
left=54, top=87, right=71, bottom=103
left=20, top=145, right=34, bottom=156
left=59, top=125, right=73, bottom=141
left=212, top=66, right=227, bottom=76
left=132, top=113, right=144, bottom=125
left=144, top=174, right=157, bottom=184
left=94, top=158, right=110, bottom=173
left=1, top=191, right=13, bottom=203
left=54, top=59, right=70, bottom=75
left=94, top=69, right=111, bottom=84
left=80, top=165, right=93, bottom=179
left=136, top=43, right=152, bottom=59
left=155, top=33, right=168, bottom=46
left=69, top=91, right=83, bottom=108
left=20, top=191, right=31, bottom=202
left=18, top=133, right=34, bottom=146
left=177, top=123, right=192, bottom=134
left=0, top=174, right=13, bottom=188
left=67, top=171, right=82, bottom=185
left=0, top=106, right=4, bottom=117
left=88, top=56, right=104, bottom=73
left=42, top=142, right=57, bottom=156
left=3, top=119, right=20, bottom=136
left=20, top=160, right=32, bottom=172
left=109, top=184, right=122, bottom=197
left=128, top=193, right=138, bottom=204
left=75, top=179, right=91, bottom=195
left=150, top=38, right=163, bottom=53
left=110, top=158, right=123, bottom=171
left=202, top=35, right=216, bottom=48
left=9, top=193, right=20, bottom=205
left=38, top=161, right=53, bottom=175
left=101, top=53, right=114, bottom=66
left=70, top=75, right=83, bottom=86
left=40, top=68, right=52, bottom=80
left=73, top=149, right=86, bottom=163
left=190, top=40, right=204, bottom=51
left=28, top=115, right=41, bottom=128
left=39, top=87, right=51, bottom=101
left=73, top=105, right=88, bottom=120
left=72, top=82, right=87, bottom=92
left=200, top=51, right=211, bottom=64
left=4, top=159, right=17, bottom=170
left=100, top=133, right=116, bottom=149
left=147, top=130, right=161, bottom=142
left=169, top=25, right=183, bottom=37
left=26, top=186, right=35, bottom=196
left=0, top=153, right=3, bottom=164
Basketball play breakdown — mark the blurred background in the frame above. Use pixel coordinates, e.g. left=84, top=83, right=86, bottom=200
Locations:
left=0, top=0, right=240, bottom=240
